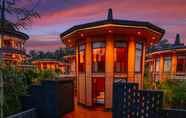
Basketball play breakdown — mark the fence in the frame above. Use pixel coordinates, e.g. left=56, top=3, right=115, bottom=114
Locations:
left=113, top=80, right=163, bottom=118
left=6, top=108, right=37, bottom=118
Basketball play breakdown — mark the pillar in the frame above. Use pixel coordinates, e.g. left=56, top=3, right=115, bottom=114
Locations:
left=85, top=37, right=92, bottom=106
left=128, top=36, right=136, bottom=82
left=105, top=35, right=114, bottom=109
left=75, top=40, right=80, bottom=103
left=160, top=55, right=164, bottom=80
left=141, top=44, right=146, bottom=88
left=171, top=53, right=177, bottom=76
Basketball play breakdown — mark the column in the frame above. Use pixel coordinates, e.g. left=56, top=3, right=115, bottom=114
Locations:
left=128, top=36, right=136, bottom=82
left=171, top=53, right=177, bottom=77
left=160, top=55, right=164, bottom=80
left=85, top=37, right=92, bottom=106
left=105, top=35, right=114, bottom=109
left=141, top=44, right=146, bottom=88
left=75, top=40, right=80, bottom=103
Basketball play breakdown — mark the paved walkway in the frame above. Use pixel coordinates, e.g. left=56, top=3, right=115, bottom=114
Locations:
left=63, top=105, right=112, bottom=118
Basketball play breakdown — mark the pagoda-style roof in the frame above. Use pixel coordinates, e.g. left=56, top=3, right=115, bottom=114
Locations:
left=60, top=8, right=165, bottom=47
left=0, top=20, right=29, bottom=40
left=147, top=34, right=186, bottom=54
left=61, top=18, right=165, bottom=38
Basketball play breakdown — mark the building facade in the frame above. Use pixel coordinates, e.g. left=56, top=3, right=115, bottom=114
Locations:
left=60, top=9, right=165, bottom=109
left=0, top=20, right=29, bottom=64
left=146, top=35, right=186, bottom=81
left=63, top=55, right=76, bottom=75
left=32, top=59, right=66, bottom=74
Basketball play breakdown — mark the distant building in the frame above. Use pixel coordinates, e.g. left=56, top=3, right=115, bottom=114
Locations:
left=0, top=20, right=29, bottom=64
left=60, top=9, right=164, bottom=109
left=32, top=59, right=66, bottom=74
left=146, top=34, right=186, bottom=81
left=63, top=55, right=76, bottom=75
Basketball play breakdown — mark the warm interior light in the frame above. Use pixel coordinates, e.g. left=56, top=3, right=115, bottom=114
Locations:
left=108, top=30, right=112, bottom=33
left=137, top=31, right=141, bottom=35
left=68, top=39, right=71, bottom=42
left=80, top=33, right=84, bottom=37
left=12, top=54, right=16, bottom=58
left=152, top=37, right=156, bottom=40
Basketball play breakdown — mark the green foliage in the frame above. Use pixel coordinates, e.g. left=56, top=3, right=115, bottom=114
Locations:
left=29, top=48, right=75, bottom=61
left=0, top=64, right=28, bottom=117
left=144, top=77, right=186, bottom=108
left=0, top=62, right=61, bottom=116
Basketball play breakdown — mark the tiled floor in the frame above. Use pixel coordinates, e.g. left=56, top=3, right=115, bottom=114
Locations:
left=63, top=105, right=112, bottom=118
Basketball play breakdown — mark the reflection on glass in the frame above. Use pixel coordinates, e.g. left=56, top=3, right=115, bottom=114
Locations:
left=156, top=58, right=160, bottom=72
left=78, top=41, right=85, bottom=72
left=177, top=55, right=186, bottom=73
left=92, top=42, right=105, bottom=73
left=135, top=43, right=142, bottom=72
left=164, top=56, right=171, bottom=72
left=114, top=41, right=128, bottom=73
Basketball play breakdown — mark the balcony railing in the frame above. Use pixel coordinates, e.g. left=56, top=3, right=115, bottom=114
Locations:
left=0, top=47, right=26, bottom=54
left=6, top=108, right=37, bottom=118
left=150, top=72, right=186, bottom=80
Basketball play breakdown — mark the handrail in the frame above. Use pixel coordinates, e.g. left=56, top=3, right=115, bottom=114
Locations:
left=6, top=108, right=37, bottom=118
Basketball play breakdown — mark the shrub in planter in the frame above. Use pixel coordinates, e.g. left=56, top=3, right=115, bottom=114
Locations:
left=1, top=64, right=28, bottom=117
left=158, top=79, right=186, bottom=109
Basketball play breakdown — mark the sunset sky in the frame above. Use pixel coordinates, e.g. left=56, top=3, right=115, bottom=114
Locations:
left=22, top=0, right=186, bottom=52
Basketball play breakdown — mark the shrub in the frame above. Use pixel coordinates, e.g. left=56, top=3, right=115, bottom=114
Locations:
left=1, top=64, right=28, bottom=117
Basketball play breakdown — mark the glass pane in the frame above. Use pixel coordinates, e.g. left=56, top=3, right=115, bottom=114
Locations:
left=135, top=43, right=142, bottom=72
left=177, top=55, right=186, bottom=73
left=92, top=42, right=105, bottom=73
left=156, top=58, right=160, bottom=72
left=114, top=41, right=128, bottom=73
left=93, top=42, right=105, bottom=49
left=78, top=41, right=85, bottom=73
left=164, top=56, right=171, bottom=72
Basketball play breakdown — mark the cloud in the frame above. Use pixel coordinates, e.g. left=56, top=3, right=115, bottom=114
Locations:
left=25, top=34, right=65, bottom=52
left=24, top=0, right=186, bottom=51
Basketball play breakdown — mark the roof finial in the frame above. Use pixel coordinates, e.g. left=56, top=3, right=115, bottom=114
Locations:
left=175, top=33, right=181, bottom=45
left=107, top=8, right=113, bottom=20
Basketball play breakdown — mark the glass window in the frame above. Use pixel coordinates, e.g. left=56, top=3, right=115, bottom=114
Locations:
left=92, top=42, right=105, bottom=73
left=156, top=58, right=160, bottom=72
left=114, top=41, right=128, bottom=73
left=78, top=41, right=85, bottom=73
left=135, top=43, right=142, bottom=72
left=177, top=55, right=186, bottom=73
left=164, top=56, right=172, bottom=72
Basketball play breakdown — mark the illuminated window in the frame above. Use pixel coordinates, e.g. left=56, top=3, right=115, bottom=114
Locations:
left=92, top=41, right=105, bottom=73
left=43, top=64, right=47, bottom=69
left=164, top=56, right=172, bottom=72
left=114, top=41, right=128, bottom=73
left=156, top=58, right=160, bottom=72
left=78, top=40, right=85, bottom=73
left=177, top=55, right=186, bottom=73
left=135, top=42, right=142, bottom=72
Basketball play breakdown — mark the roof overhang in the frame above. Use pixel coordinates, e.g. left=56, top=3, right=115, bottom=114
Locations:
left=60, top=20, right=165, bottom=47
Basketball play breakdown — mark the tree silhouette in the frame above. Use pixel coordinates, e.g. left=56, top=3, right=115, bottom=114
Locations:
left=0, top=0, right=40, bottom=29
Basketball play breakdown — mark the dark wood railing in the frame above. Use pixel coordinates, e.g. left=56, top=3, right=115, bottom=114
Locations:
left=6, top=108, right=37, bottom=118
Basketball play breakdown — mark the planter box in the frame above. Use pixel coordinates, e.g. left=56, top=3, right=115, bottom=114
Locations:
left=22, top=79, right=74, bottom=118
